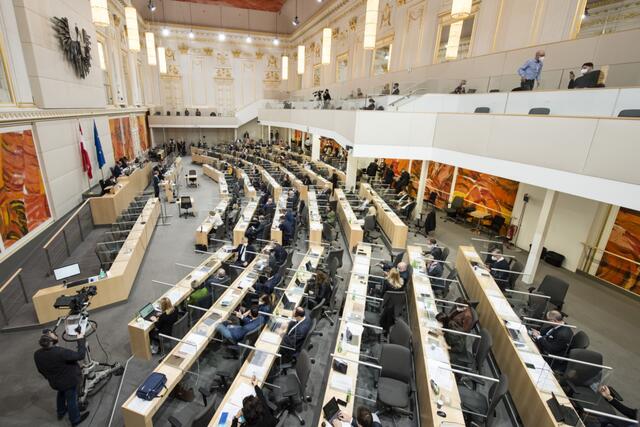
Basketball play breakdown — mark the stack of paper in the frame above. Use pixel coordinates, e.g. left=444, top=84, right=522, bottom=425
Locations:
left=330, top=372, right=352, bottom=393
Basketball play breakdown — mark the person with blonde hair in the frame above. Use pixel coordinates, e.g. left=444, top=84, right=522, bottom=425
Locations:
left=149, top=297, right=179, bottom=354
left=383, top=267, right=404, bottom=293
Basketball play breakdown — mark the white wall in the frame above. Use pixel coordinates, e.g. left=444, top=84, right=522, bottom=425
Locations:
left=34, top=116, right=116, bottom=219
left=512, top=184, right=603, bottom=271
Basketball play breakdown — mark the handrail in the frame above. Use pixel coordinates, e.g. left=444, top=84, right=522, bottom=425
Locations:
left=580, top=242, right=640, bottom=267
left=42, top=199, right=90, bottom=249
left=0, top=268, right=22, bottom=295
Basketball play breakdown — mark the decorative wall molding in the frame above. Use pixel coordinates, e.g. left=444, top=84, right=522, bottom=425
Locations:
left=0, top=106, right=148, bottom=126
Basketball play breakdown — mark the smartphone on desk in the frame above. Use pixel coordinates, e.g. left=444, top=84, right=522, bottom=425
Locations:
left=218, top=412, right=228, bottom=426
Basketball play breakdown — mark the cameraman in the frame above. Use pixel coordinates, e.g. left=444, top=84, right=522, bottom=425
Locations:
left=34, top=329, right=89, bottom=426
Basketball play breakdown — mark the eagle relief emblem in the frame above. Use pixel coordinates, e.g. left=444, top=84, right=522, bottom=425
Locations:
left=51, top=17, right=92, bottom=79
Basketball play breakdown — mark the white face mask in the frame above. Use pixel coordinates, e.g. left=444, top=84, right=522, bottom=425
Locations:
left=538, top=56, right=545, bottom=63
left=580, top=67, right=589, bottom=75
left=492, top=256, right=498, bottom=261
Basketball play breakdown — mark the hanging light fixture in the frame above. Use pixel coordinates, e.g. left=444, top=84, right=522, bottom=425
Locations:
left=97, top=42, right=107, bottom=70
left=297, top=45, right=305, bottom=74
left=322, top=27, right=331, bottom=64
left=161, top=0, right=169, bottom=36
left=125, top=7, right=140, bottom=51
left=188, top=3, right=195, bottom=40
left=292, top=0, right=299, bottom=26
left=363, top=0, right=379, bottom=50
left=273, top=12, right=280, bottom=46
left=451, top=0, right=472, bottom=19
left=157, top=46, right=167, bottom=74
left=246, top=10, right=252, bottom=44
left=282, top=55, right=289, bottom=80
left=145, top=32, right=157, bottom=65
left=218, top=6, right=225, bottom=41
left=90, top=0, right=110, bottom=27
left=445, top=20, right=463, bottom=60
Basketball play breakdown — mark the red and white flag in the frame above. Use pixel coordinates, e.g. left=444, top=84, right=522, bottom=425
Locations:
left=79, top=123, right=93, bottom=179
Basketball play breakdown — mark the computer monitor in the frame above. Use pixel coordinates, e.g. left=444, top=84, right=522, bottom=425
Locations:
left=54, top=264, right=81, bottom=281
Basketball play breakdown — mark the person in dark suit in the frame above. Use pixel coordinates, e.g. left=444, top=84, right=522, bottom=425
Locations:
left=281, top=307, right=311, bottom=360
left=152, top=169, right=161, bottom=198
left=395, top=170, right=411, bottom=193
left=112, top=163, right=122, bottom=179
left=383, top=167, right=395, bottom=185
left=149, top=297, right=179, bottom=354
left=255, top=267, right=282, bottom=294
left=307, top=270, right=332, bottom=309
left=279, top=217, right=294, bottom=246
left=568, top=62, right=603, bottom=89
left=232, top=377, right=278, bottom=427
left=426, top=238, right=443, bottom=260
left=488, top=248, right=511, bottom=290
left=366, top=160, right=378, bottom=178
left=34, top=330, right=89, bottom=426
left=233, top=237, right=256, bottom=267
left=268, top=244, right=287, bottom=270
left=531, top=310, right=573, bottom=357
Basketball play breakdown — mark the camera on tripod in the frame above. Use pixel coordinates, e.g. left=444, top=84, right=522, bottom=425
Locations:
left=53, top=286, right=97, bottom=339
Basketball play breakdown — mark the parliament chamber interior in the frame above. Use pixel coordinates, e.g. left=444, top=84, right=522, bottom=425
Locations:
left=1, top=1, right=640, bottom=426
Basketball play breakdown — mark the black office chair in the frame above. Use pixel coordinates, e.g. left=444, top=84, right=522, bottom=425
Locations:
left=363, top=215, right=382, bottom=242
left=433, top=267, right=457, bottom=299
left=445, top=196, right=464, bottom=222
left=617, top=109, right=640, bottom=118
left=451, top=327, right=492, bottom=375
left=482, top=215, right=505, bottom=237
left=474, top=107, right=491, bottom=113
left=376, top=343, right=414, bottom=420
left=159, top=312, right=190, bottom=355
left=459, top=374, right=509, bottom=426
left=272, top=350, right=313, bottom=424
left=567, top=330, right=590, bottom=352
left=179, top=196, right=195, bottom=218
left=168, top=394, right=220, bottom=427
left=560, top=349, right=604, bottom=410
left=506, top=260, right=524, bottom=290
left=529, top=107, right=550, bottom=115
left=440, top=246, right=450, bottom=262
left=388, top=318, right=411, bottom=349
left=529, top=274, right=569, bottom=312
left=390, top=250, right=405, bottom=267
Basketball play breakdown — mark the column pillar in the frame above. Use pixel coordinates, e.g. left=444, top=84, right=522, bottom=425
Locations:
left=311, top=134, right=321, bottom=161
left=345, top=153, right=358, bottom=191
left=234, top=128, right=238, bottom=140
left=287, top=128, right=292, bottom=147
left=523, top=189, right=558, bottom=284
left=448, top=166, right=459, bottom=205
left=414, top=161, right=429, bottom=220
left=267, top=125, right=271, bottom=142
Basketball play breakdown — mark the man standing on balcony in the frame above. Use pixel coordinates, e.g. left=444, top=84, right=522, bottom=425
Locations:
left=518, top=50, right=545, bottom=90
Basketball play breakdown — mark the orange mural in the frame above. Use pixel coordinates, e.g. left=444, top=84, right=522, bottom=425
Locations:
left=426, top=162, right=455, bottom=209
left=137, top=115, right=149, bottom=152
left=109, top=117, right=134, bottom=161
left=0, top=129, right=51, bottom=250
left=596, top=208, right=640, bottom=294
left=408, top=160, right=422, bottom=198
left=453, top=168, right=519, bottom=221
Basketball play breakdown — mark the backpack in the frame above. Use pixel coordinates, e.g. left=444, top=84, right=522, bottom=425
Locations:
left=136, top=372, right=167, bottom=401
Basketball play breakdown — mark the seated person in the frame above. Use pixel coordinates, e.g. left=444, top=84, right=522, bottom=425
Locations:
left=149, top=297, right=179, bottom=354
left=216, top=294, right=272, bottom=345
left=355, top=198, right=370, bottom=212
left=231, top=376, right=277, bottom=427
left=379, top=261, right=410, bottom=286
left=187, top=280, right=211, bottom=308
left=436, top=297, right=474, bottom=354
left=425, top=254, right=443, bottom=279
left=207, top=268, right=229, bottom=294
left=278, top=217, right=294, bottom=245
left=268, top=244, right=288, bottom=270
left=325, top=211, right=336, bottom=227
left=307, top=270, right=332, bottom=308
left=281, top=307, right=311, bottom=360
left=366, top=204, right=377, bottom=218
left=332, top=407, right=382, bottom=427
left=99, top=177, right=116, bottom=195
left=232, top=237, right=256, bottom=267
left=530, top=310, right=573, bottom=357
left=425, top=238, right=443, bottom=260
left=112, top=163, right=122, bottom=179
left=568, top=62, right=603, bottom=89
left=262, top=197, right=275, bottom=216
left=598, top=385, right=638, bottom=424
left=488, top=248, right=511, bottom=290
left=210, top=210, right=224, bottom=231
left=399, top=197, right=415, bottom=217
left=254, top=267, right=282, bottom=294
left=383, top=267, right=405, bottom=293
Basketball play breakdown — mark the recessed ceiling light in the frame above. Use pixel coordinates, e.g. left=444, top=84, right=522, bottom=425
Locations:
left=218, top=33, right=226, bottom=41
left=273, top=38, right=280, bottom=46
left=161, top=27, right=170, bottom=37
left=189, top=31, right=195, bottom=39
left=246, top=35, right=252, bottom=43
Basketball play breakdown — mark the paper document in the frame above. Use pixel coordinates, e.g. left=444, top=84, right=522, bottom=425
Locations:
left=428, top=359, right=453, bottom=392
left=426, top=342, right=449, bottom=363
left=261, top=331, right=281, bottom=345
left=166, top=289, right=183, bottom=305
left=217, top=402, right=241, bottom=426
left=230, top=382, right=256, bottom=407
left=127, top=397, right=154, bottom=413
left=330, top=372, right=353, bottom=393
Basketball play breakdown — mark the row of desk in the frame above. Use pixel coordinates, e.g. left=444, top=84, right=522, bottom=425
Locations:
left=90, top=163, right=153, bottom=225
left=196, top=165, right=230, bottom=251
left=306, top=190, right=323, bottom=246
left=33, top=197, right=160, bottom=324
left=232, top=200, right=258, bottom=246
left=162, top=157, right=182, bottom=203
left=334, top=189, right=364, bottom=252
left=358, top=183, right=408, bottom=250
left=270, top=192, right=289, bottom=245
left=456, top=245, right=581, bottom=427
left=122, top=245, right=274, bottom=427
left=208, top=246, right=324, bottom=426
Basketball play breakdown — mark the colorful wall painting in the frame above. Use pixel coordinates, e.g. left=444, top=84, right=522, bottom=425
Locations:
left=0, top=128, right=51, bottom=251
left=596, top=208, right=640, bottom=294
left=137, top=115, right=149, bottom=153
left=109, top=117, right=134, bottom=161
left=453, top=168, right=520, bottom=222
left=425, top=161, right=455, bottom=209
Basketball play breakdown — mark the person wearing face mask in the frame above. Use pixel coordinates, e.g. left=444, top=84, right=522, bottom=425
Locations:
left=568, top=62, right=603, bottom=89
left=518, top=50, right=545, bottom=90
left=488, top=248, right=511, bottom=290
left=453, top=79, right=467, bottom=94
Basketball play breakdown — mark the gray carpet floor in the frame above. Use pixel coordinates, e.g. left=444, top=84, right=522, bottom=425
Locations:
left=0, top=157, right=638, bottom=427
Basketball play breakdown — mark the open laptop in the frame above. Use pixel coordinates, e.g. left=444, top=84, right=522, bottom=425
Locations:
left=138, top=303, right=156, bottom=321
left=282, top=293, right=296, bottom=311
left=322, top=397, right=341, bottom=423
left=547, top=393, right=580, bottom=426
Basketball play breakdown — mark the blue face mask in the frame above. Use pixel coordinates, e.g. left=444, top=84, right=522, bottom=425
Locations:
left=239, top=415, right=246, bottom=423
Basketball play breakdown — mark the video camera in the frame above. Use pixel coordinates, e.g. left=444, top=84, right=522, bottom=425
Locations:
left=54, top=286, right=97, bottom=315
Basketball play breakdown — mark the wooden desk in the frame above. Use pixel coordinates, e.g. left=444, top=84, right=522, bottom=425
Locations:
left=207, top=246, right=324, bottom=426
left=307, top=190, right=323, bottom=246
left=406, top=245, right=465, bottom=425
left=195, top=198, right=229, bottom=250
left=334, top=189, right=363, bottom=252
left=260, top=168, right=282, bottom=200
left=318, top=244, right=371, bottom=426
left=233, top=201, right=258, bottom=246
left=127, top=247, right=233, bottom=360
left=456, top=246, right=581, bottom=427
left=280, top=165, right=308, bottom=201
left=302, top=165, right=332, bottom=190
left=270, top=193, right=288, bottom=245
left=162, top=157, right=182, bottom=203
left=90, top=163, right=152, bottom=225
left=122, top=246, right=273, bottom=427
left=358, top=183, right=408, bottom=250
left=316, top=160, right=346, bottom=184
left=202, top=164, right=225, bottom=184
left=238, top=170, right=257, bottom=200
left=33, top=198, right=160, bottom=324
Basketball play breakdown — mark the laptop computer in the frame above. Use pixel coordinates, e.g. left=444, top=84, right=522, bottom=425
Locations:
left=138, top=303, right=156, bottom=321
left=547, top=393, right=580, bottom=426
left=322, top=397, right=341, bottom=423
left=282, top=293, right=296, bottom=311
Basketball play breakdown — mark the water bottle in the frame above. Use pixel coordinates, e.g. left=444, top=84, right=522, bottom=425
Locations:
left=99, top=269, right=106, bottom=279
left=346, top=389, right=352, bottom=403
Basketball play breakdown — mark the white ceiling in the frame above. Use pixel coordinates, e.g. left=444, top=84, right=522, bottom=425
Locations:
left=133, top=0, right=333, bottom=35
